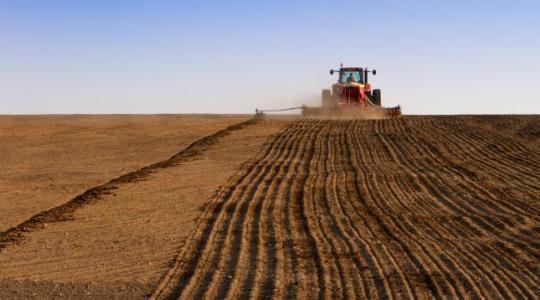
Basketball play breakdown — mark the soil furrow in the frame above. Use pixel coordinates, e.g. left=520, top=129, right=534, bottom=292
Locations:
left=343, top=122, right=418, bottom=299
left=370, top=146, right=489, bottom=298
left=394, top=121, right=536, bottom=296
left=230, top=126, right=312, bottom=299
left=150, top=122, right=296, bottom=299
left=149, top=116, right=539, bottom=299
left=178, top=126, right=298, bottom=299
left=411, top=128, right=540, bottom=264
left=320, top=125, right=367, bottom=299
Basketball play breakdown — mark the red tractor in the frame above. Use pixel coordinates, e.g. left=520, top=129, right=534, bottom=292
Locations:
left=303, top=65, right=401, bottom=118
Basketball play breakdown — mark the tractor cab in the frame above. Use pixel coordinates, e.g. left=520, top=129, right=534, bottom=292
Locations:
left=338, top=68, right=364, bottom=84
left=330, top=67, right=376, bottom=85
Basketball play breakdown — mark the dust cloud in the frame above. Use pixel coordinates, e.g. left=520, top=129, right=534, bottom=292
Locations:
left=303, top=105, right=395, bottom=120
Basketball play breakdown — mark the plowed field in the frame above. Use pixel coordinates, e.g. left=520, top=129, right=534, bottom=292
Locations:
left=1, top=115, right=539, bottom=299
left=153, top=116, right=539, bottom=299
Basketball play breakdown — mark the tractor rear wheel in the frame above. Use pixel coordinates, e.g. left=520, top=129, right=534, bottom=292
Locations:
left=322, top=89, right=332, bottom=107
left=371, top=89, right=382, bottom=106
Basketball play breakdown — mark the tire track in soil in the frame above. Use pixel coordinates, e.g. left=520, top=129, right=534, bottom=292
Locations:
left=152, top=117, right=540, bottom=299
left=0, top=117, right=262, bottom=252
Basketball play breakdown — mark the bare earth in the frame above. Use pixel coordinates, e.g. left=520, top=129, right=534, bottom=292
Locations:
left=0, top=115, right=291, bottom=298
left=0, top=115, right=250, bottom=232
left=153, top=115, right=539, bottom=299
left=0, top=115, right=539, bottom=299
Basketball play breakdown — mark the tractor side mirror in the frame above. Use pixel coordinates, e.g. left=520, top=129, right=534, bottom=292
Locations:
left=330, top=70, right=334, bottom=75
left=372, top=70, right=377, bottom=75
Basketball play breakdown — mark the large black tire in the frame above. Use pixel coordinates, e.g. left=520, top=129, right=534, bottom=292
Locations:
left=371, top=89, right=382, bottom=106
left=322, top=89, right=332, bottom=107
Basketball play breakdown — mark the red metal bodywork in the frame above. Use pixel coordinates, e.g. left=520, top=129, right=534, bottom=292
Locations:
left=301, top=66, right=402, bottom=118
left=340, top=86, right=365, bottom=105
left=333, top=84, right=369, bottom=106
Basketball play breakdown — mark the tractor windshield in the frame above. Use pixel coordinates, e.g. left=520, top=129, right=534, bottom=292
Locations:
left=340, top=70, right=363, bottom=83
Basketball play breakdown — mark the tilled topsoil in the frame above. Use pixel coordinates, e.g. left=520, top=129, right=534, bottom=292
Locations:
left=1, top=115, right=539, bottom=299
left=0, top=116, right=291, bottom=299
left=154, top=116, right=539, bottom=299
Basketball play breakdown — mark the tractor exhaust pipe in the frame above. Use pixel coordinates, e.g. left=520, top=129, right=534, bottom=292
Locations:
left=364, top=68, right=376, bottom=84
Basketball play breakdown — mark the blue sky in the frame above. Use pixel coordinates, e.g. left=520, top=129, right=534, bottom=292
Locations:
left=1, top=0, right=539, bottom=114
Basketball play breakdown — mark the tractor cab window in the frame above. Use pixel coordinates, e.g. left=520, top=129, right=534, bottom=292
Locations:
left=340, top=71, right=363, bottom=83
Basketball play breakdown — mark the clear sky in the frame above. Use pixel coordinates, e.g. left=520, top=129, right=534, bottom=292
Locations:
left=1, top=0, right=539, bottom=114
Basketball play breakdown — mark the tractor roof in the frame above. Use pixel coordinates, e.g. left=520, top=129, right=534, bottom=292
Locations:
left=340, top=67, right=363, bottom=71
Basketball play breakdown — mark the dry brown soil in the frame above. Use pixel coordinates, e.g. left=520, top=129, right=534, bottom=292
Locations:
left=1, top=115, right=539, bottom=299
left=0, top=115, right=291, bottom=298
left=0, top=115, right=249, bottom=232
left=467, top=115, right=540, bottom=147
left=153, top=116, right=539, bottom=299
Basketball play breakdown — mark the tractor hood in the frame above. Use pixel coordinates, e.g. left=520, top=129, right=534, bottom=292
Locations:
left=343, top=82, right=365, bottom=88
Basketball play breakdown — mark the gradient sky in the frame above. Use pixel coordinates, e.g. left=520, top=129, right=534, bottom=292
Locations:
left=1, top=0, right=539, bottom=114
